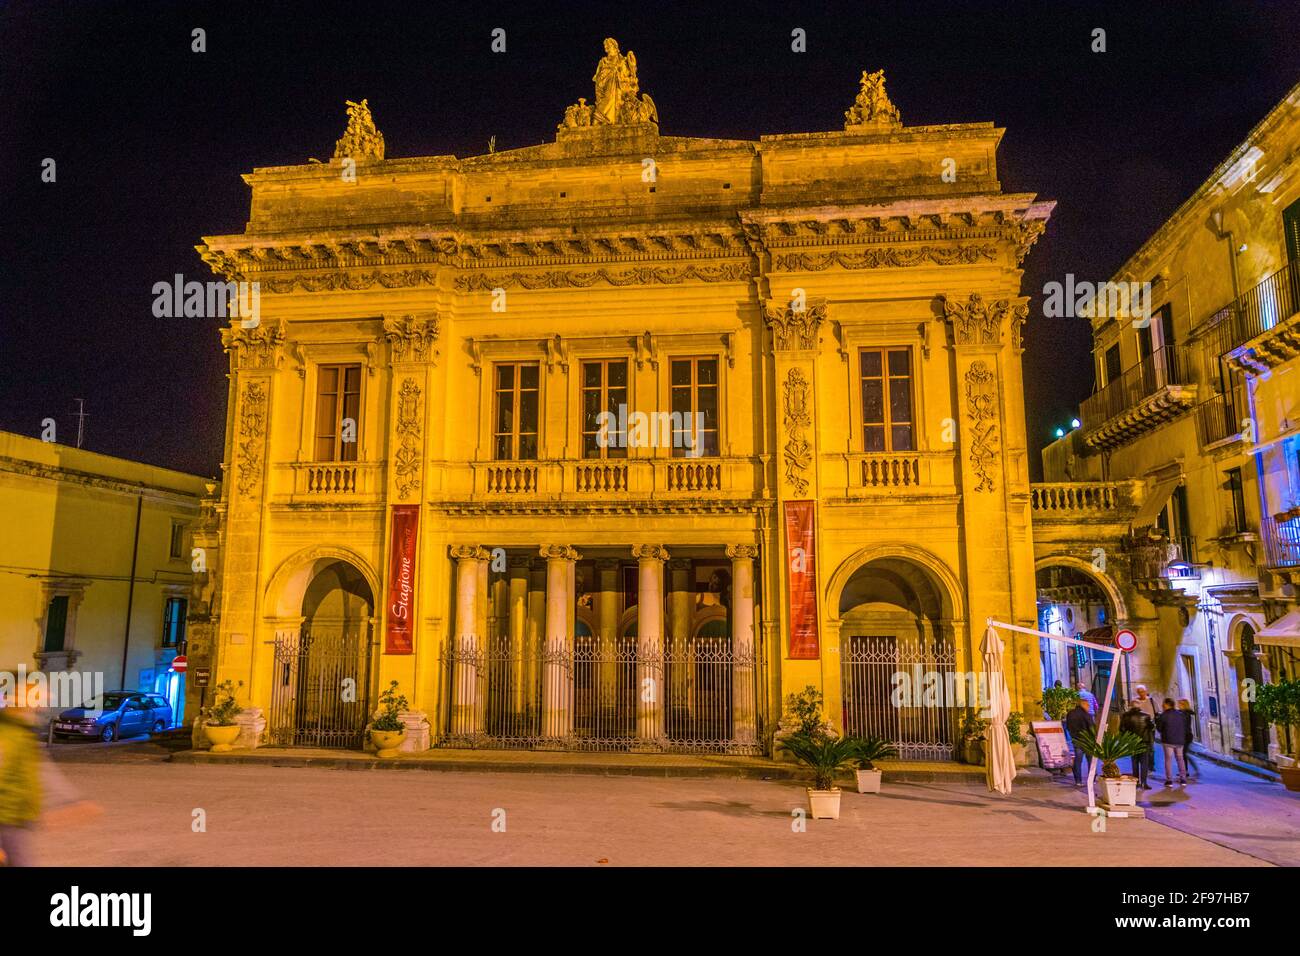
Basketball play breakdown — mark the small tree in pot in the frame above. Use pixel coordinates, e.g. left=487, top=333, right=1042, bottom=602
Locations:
left=782, top=731, right=861, bottom=819
left=204, top=680, right=244, bottom=753
left=959, top=714, right=990, bottom=765
left=1071, top=729, right=1147, bottom=808
left=1254, top=678, right=1300, bottom=791
left=849, top=735, right=897, bottom=793
left=369, top=680, right=408, bottom=758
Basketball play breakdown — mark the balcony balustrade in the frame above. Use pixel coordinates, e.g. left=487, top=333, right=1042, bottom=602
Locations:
left=1079, top=346, right=1196, bottom=450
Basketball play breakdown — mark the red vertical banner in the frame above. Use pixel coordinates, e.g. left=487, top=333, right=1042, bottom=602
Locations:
left=784, top=500, right=820, bottom=659
left=385, top=505, right=419, bottom=654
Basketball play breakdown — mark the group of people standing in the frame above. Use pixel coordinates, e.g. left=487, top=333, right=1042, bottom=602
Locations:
left=1062, top=682, right=1200, bottom=790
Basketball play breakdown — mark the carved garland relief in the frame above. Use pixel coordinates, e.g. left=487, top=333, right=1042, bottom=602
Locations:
left=235, top=381, right=268, bottom=497
left=963, top=361, right=1000, bottom=493
left=394, top=377, right=423, bottom=502
left=782, top=368, right=814, bottom=497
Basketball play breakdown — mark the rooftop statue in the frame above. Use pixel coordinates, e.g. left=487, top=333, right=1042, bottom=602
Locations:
left=844, top=70, right=901, bottom=129
left=560, top=38, right=658, bottom=129
left=334, top=99, right=386, bottom=161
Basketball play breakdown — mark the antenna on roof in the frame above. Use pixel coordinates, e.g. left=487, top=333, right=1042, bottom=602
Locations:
left=73, top=398, right=87, bottom=448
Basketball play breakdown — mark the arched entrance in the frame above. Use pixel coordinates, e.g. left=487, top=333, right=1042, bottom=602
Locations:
left=1034, top=557, right=1122, bottom=705
left=268, top=557, right=377, bottom=748
left=832, top=553, right=959, bottom=760
left=1237, top=623, right=1272, bottom=756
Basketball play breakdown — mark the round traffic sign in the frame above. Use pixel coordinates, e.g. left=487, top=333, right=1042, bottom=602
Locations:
left=1115, top=630, right=1138, bottom=653
left=171, top=655, right=188, bottom=673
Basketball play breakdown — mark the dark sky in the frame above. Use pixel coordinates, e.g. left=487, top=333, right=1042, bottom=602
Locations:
left=3, top=0, right=1298, bottom=481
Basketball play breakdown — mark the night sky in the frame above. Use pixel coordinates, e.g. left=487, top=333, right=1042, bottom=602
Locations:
left=3, top=0, right=1298, bottom=481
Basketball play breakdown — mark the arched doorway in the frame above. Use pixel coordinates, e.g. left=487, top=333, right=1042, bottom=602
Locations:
left=835, top=555, right=957, bottom=760
left=1034, top=559, right=1121, bottom=706
left=1238, top=623, right=1272, bottom=756
left=268, top=558, right=377, bottom=748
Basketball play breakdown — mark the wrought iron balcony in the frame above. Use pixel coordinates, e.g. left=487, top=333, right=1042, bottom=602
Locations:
left=1128, top=533, right=1199, bottom=583
left=1079, top=346, right=1197, bottom=450
left=1193, top=383, right=1247, bottom=447
left=1262, top=514, right=1300, bottom=569
left=1206, top=259, right=1300, bottom=359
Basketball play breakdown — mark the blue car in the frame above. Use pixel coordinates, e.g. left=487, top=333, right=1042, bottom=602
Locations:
left=53, top=692, right=174, bottom=742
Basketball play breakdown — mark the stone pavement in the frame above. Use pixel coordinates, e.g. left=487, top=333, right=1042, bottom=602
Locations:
left=30, top=760, right=1270, bottom=867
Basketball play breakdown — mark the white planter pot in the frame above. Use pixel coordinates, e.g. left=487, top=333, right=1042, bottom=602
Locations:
left=807, top=788, right=842, bottom=819
left=855, top=769, right=883, bottom=793
left=1101, top=776, right=1138, bottom=809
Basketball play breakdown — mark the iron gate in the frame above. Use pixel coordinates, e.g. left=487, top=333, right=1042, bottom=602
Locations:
left=437, top=635, right=766, bottom=754
left=269, top=624, right=376, bottom=748
left=841, top=635, right=958, bottom=760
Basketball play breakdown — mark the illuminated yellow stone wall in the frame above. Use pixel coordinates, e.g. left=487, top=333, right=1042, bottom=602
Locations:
left=197, top=55, right=1052, bottom=745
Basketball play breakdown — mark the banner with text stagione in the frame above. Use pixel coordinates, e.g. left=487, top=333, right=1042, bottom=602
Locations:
left=784, top=499, right=820, bottom=659
left=385, top=505, right=419, bottom=654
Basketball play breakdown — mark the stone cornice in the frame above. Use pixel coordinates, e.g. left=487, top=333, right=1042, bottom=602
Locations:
left=0, top=456, right=205, bottom=506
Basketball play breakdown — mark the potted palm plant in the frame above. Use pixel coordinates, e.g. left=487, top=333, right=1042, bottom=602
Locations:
left=204, top=679, right=243, bottom=753
left=850, top=735, right=897, bottom=793
left=1254, top=678, right=1300, bottom=792
left=1071, top=730, right=1147, bottom=808
left=959, top=714, right=990, bottom=765
left=369, top=680, right=408, bottom=758
left=782, top=731, right=861, bottom=819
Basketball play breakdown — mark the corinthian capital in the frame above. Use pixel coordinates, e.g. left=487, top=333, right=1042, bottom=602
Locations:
left=383, top=312, right=440, bottom=364
left=726, top=544, right=759, bottom=561
left=221, top=320, right=288, bottom=370
left=763, top=298, right=827, bottom=351
left=631, top=544, right=670, bottom=562
left=939, top=293, right=1028, bottom=348
left=539, top=544, right=581, bottom=562
left=449, top=545, right=491, bottom=562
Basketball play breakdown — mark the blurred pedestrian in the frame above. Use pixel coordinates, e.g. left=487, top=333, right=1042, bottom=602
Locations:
left=1065, top=696, right=1095, bottom=787
left=1074, top=680, right=1099, bottom=717
left=1120, top=701, right=1155, bottom=789
left=1155, top=697, right=1192, bottom=786
left=1177, top=699, right=1200, bottom=777
left=0, top=689, right=42, bottom=866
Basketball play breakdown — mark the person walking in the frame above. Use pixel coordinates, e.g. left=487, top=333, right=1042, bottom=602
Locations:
left=1155, top=698, right=1192, bottom=786
left=0, top=693, right=42, bottom=866
left=1074, top=680, right=1100, bottom=717
left=1120, top=701, right=1155, bottom=789
left=1131, top=685, right=1161, bottom=775
left=1177, top=699, right=1200, bottom=777
left=1065, top=697, right=1096, bottom=787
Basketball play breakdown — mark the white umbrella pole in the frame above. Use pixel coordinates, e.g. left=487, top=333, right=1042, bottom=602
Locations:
left=1084, top=655, right=1122, bottom=812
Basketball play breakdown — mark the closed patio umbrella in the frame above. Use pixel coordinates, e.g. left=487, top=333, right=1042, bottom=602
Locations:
left=981, top=625, right=1016, bottom=794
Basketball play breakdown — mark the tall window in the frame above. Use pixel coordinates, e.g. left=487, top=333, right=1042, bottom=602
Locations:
left=494, top=363, right=540, bottom=460
left=162, top=597, right=187, bottom=647
left=670, top=358, right=719, bottom=457
left=1227, top=468, right=1248, bottom=534
left=859, top=348, right=914, bottom=452
left=1104, top=344, right=1122, bottom=385
left=581, top=360, right=628, bottom=458
left=1283, top=197, right=1300, bottom=263
left=314, top=364, right=361, bottom=461
left=169, top=521, right=185, bottom=560
left=43, top=596, right=69, bottom=653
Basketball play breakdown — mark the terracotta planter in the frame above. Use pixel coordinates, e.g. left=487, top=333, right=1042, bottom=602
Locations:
left=855, top=768, right=883, bottom=793
left=371, top=728, right=406, bottom=758
left=807, top=788, right=842, bottom=819
left=1100, top=775, right=1138, bottom=809
left=962, top=739, right=985, bottom=766
left=204, top=724, right=240, bottom=753
left=1279, top=765, right=1300, bottom=793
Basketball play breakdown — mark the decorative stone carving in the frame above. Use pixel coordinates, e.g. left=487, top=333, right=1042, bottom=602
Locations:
left=540, top=545, right=582, bottom=561
left=221, top=320, right=287, bottom=369
left=844, top=70, right=901, bottom=129
left=963, top=360, right=1000, bottom=493
left=774, top=245, right=998, bottom=272
left=449, top=545, right=492, bottom=562
left=782, top=368, right=813, bottom=497
left=384, top=313, right=440, bottom=363
left=235, top=381, right=267, bottom=497
left=333, top=99, right=385, bottom=161
left=940, top=293, right=1028, bottom=347
left=765, top=300, right=827, bottom=351
left=725, top=544, right=759, bottom=561
left=263, top=270, right=439, bottom=294
left=455, top=262, right=750, bottom=292
left=560, top=38, right=658, bottom=129
left=394, top=378, right=422, bottom=502
left=631, top=544, right=670, bottom=562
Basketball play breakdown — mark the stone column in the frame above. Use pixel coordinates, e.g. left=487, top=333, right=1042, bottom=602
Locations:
left=449, top=545, right=489, bottom=734
left=727, top=545, right=759, bottom=745
left=508, top=556, right=530, bottom=718
left=595, top=558, right=622, bottom=705
left=526, top=560, right=547, bottom=724
left=633, top=545, right=669, bottom=744
left=540, top=545, right=580, bottom=740
left=668, top=558, right=694, bottom=725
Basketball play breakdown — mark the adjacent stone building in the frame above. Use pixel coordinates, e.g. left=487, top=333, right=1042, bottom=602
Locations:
left=194, top=40, right=1052, bottom=756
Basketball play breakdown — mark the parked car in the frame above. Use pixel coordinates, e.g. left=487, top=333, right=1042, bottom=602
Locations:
left=53, top=692, right=174, bottom=742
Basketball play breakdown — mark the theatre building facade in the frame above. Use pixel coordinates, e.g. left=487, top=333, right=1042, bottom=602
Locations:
left=192, top=43, right=1052, bottom=758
